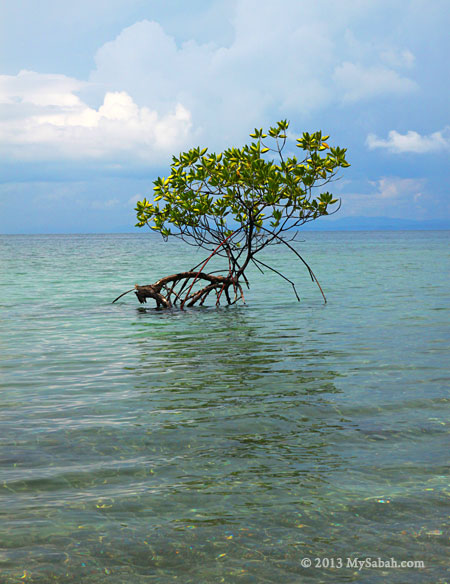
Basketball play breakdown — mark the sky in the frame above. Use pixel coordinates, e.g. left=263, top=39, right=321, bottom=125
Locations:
left=0, top=0, right=449, bottom=233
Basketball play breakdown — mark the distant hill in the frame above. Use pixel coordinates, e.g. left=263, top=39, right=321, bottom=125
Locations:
left=301, top=216, right=450, bottom=231
left=105, top=216, right=449, bottom=234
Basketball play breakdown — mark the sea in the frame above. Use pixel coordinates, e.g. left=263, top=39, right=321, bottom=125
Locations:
left=0, top=231, right=448, bottom=583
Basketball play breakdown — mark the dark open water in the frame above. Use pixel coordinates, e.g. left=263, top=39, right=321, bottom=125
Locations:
left=0, top=231, right=449, bottom=583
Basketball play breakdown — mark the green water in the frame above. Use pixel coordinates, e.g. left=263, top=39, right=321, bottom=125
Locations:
left=0, top=231, right=448, bottom=583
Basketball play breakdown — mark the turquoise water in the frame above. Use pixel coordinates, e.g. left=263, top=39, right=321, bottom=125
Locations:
left=0, top=231, right=448, bottom=583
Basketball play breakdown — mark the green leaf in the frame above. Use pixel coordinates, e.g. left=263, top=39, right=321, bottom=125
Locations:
left=133, top=120, right=349, bottom=277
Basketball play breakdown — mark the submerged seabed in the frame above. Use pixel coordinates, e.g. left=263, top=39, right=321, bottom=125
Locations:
left=0, top=231, right=449, bottom=583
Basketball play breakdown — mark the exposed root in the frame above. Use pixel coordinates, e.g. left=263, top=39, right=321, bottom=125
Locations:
left=112, top=226, right=327, bottom=308
left=129, top=271, right=244, bottom=309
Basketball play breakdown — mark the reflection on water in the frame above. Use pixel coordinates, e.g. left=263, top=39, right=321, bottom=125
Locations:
left=0, top=232, right=449, bottom=583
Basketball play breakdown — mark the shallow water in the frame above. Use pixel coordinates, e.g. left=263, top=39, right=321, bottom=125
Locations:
left=0, top=231, right=449, bottom=583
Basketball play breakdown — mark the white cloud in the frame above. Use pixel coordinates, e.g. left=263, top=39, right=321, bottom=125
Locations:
left=339, top=177, right=441, bottom=220
left=89, top=198, right=121, bottom=209
left=375, top=177, right=424, bottom=200
left=380, top=48, right=415, bottom=69
left=366, top=128, right=450, bottom=153
left=87, top=14, right=418, bottom=145
left=333, top=62, right=417, bottom=102
left=0, top=4, right=419, bottom=165
left=0, top=70, right=192, bottom=162
left=0, top=69, right=86, bottom=107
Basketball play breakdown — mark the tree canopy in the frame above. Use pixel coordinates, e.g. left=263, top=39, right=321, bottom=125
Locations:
left=114, top=120, right=350, bottom=308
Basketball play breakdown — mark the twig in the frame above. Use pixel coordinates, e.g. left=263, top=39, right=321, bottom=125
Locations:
left=258, top=226, right=327, bottom=303
left=252, top=258, right=300, bottom=302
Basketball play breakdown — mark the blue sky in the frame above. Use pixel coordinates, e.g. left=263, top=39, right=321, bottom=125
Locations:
left=0, top=0, right=448, bottom=233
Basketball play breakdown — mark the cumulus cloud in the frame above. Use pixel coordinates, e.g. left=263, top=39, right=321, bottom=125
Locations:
left=380, top=48, right=415, bottom=69
left=0, top=3, right=419, bottom=166
left=89, top=198, right=121, bottom=209
left=0, top=70, right=192, bottom=162
left=90, top=13, right=418, bottom=125
left=366, top=128, right=450, bottom=153
left=333, top=62, right=417, bottom=102
left=0, top=69, right=86, bottom=107
left=339, top=177, right=438, bottom=219
left=375, top=177, right=425, bottom=200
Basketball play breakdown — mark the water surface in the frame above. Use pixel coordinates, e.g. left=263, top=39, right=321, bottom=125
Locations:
left=0, top=231, right=448, bottom=583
